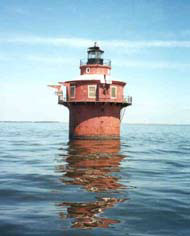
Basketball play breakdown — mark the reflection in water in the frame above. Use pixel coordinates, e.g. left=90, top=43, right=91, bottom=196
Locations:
left=57, top=140, right=127, bottom=229
left=58, top=198, right=125, bottom=229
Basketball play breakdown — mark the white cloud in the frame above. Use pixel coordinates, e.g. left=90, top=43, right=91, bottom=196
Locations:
left=101, top=40, right=190, bottom=49
left=26, top=55, right=190, bottom=69
left=0, top=53, right=189, bottom=70
left=0, top=36, right=93, bottom=48
left=182, top=107, right=190, bottom=111
left=26, top=55, right=77, bottom=65
left=1, top=35, right=190, bottom=70
left=1, top=35, right=190, bottom=49
left=114, top=60, right=190, bottom=69
left=0, top=55, right=10, bottom=61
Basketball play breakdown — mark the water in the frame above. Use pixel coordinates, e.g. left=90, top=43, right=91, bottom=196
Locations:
left=0, top=123, right=189, bottom=236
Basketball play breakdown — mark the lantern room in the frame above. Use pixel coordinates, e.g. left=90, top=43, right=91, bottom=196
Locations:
left=87, top=42, right=104, bottom=65
left=80, top=43, right=111, bottom=76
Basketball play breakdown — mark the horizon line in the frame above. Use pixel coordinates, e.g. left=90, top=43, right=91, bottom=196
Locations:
left=0, top=121, right=190, bottom=125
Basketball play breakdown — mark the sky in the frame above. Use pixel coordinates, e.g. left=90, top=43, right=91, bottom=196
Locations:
left=0, top=0, right=190, bottom=124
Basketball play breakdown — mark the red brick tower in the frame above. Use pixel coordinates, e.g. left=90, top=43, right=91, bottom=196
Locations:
left=55, top=43, right=132, bottom=139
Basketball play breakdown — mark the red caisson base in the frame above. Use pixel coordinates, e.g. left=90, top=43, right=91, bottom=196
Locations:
left=69, top=103, right=123, bottom=139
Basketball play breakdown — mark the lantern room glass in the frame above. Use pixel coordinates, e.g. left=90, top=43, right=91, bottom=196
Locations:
left=88, top=51, right=103, bottom=59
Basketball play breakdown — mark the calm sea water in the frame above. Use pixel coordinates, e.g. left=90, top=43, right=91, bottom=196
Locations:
left=0, top=123, right=189, bottom=236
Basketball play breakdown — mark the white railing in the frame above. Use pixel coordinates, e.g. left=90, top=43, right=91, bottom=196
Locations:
left=58, top=96, right=66, bottom=103
left=58, top=95, right=132, bottom=104
left=80, top=59, right=111, bottom=67
left=124, top=96, right=132, bottom=104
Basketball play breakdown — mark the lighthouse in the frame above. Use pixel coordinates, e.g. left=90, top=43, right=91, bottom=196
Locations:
left=50, top=43, right=132, bottom=139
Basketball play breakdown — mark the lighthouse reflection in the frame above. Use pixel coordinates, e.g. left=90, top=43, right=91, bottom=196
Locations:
left=57, top=140, right=127, bottom=229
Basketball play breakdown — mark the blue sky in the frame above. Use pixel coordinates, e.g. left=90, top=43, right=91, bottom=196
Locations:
left=0, top=0, right=190, bottom=124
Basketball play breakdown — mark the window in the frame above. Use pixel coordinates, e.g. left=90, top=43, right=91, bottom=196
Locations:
left=70, top=85, right=76, bottom=98
left=111, top=86, right=117, bottom=98
left=88, top=85, right=96, bottom=98
left=86, top=67, right=90, bottom=73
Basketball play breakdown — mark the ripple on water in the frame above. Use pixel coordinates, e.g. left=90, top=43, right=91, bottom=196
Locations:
left=0, top=123, right=190, bottom=236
